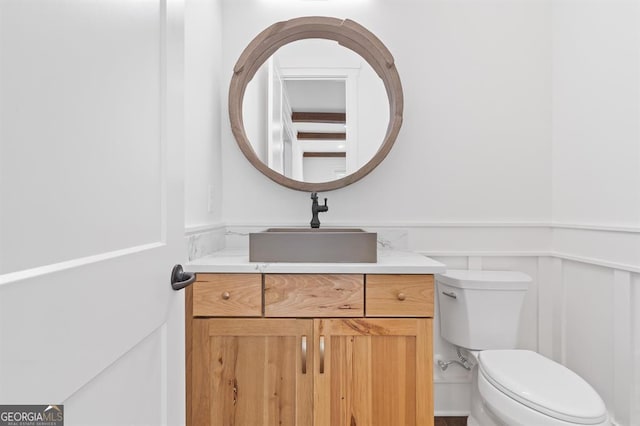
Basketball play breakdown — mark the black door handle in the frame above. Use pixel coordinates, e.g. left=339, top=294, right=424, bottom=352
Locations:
left=170, top=264, right=196, bottom=290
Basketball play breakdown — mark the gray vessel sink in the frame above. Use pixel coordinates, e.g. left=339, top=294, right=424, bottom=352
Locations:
left=249, top=228, right=377, bottom=263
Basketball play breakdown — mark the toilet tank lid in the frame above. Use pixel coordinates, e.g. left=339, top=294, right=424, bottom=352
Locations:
left=436, top=269, right=531, bottom=290
left=479, top=350, right=607, bottom=424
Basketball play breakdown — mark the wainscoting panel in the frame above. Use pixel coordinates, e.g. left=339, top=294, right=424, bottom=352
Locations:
left=552, top=226, right=640, bottom=272
left=614, top=270, right=632, bottom=426
left=632, top=273, right=640, bottom=425
left=536, top=256, right=562, bottom=360
left=562, top=261, right=615, bottom=412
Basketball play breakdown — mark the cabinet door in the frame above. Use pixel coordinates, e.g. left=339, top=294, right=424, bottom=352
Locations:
left=191, top=319, right=313, bottom=426
left=314, top=319, right=433, bottom=426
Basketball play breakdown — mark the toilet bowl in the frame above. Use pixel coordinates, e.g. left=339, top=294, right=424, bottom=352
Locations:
left=475, top=350, right=608, bottom=425
left=436, top=270, right=609, bottom=426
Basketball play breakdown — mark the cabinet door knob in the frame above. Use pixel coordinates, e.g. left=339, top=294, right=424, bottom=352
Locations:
left=397, top=292, right=406, bottom=301
left=221, top=291, right=231, bottom=300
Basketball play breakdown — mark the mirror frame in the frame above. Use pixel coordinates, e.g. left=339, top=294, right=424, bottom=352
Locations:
left=229, top=16, right=403, bottom=191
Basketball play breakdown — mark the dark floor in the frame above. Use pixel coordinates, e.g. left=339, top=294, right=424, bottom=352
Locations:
left=434, top=417, right=467, bottom=426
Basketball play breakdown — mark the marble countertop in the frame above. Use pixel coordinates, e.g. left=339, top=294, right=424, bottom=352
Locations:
left=186, top=249, right=446, bottom=274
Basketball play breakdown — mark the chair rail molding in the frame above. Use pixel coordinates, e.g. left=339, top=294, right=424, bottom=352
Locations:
left=187, top=221, right=639, bottom=273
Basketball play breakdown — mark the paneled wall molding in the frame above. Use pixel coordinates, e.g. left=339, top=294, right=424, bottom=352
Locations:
left=419, top=252, right=639, bottom=274
left=421, top=250, right=550, bottom=257
left=552, top=227, right=639, bottom=273
left=552, top=222, right=640, bottom=234
left=551, top=252, right=640, bottom=275
left=222, top=220, right=552, bottom=228
left=186, top=222, right=639, bottom=272
left=220, top=221, right=640, bottom=233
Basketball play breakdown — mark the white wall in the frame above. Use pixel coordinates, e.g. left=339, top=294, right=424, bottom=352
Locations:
left=184, top=0, right=226, bottom=258
left=552, top=0, right=640, bottom=228
left=185, top=0, right=223, bottom=228
left=219, top=0, right=552, bottom=226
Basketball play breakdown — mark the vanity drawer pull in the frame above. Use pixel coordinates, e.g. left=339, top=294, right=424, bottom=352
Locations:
left=221, top=291, right=231, bottom=300
left=301, top=336, right=308, bottom=374
left=397, top=292, right=406, bottom=301
left=319, top=335, right=325, bottom=374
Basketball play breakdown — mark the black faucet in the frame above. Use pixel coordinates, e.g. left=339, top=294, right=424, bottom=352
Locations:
left=310, top=192, right=328, bottom=229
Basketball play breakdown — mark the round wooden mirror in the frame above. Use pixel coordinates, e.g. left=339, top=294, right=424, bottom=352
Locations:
left=229, top=16, right=403, bottom=191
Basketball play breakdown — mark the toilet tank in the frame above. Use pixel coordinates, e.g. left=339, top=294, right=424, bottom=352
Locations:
left=436, top=270, right=531, bottom=350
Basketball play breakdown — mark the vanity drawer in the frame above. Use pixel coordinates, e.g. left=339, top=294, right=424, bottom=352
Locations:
left=193, top=274, right=262, bottom=317
left=264, top=274, right=364, bottom=317
left=366, top=275, right=434, bottom=317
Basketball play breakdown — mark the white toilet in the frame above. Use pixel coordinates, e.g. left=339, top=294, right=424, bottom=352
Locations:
left=436, top=270, right=609, bottom=426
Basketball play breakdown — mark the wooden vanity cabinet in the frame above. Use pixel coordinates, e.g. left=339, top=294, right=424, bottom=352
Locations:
left=314, top=318, right=432, bottom=426
left=186, top=273, right=434, bottom=426
left=189, top=318, right=313, bottom=426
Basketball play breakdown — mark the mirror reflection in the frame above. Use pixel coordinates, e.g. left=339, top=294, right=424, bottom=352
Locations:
left=243, top=39, right=389, bottom=183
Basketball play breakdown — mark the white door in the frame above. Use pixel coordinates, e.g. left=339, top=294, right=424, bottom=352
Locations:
left=0, top=1, right=186, bottom=425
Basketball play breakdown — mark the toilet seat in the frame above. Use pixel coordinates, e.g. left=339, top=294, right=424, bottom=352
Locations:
left=479, top=350, right=607, bottom=424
